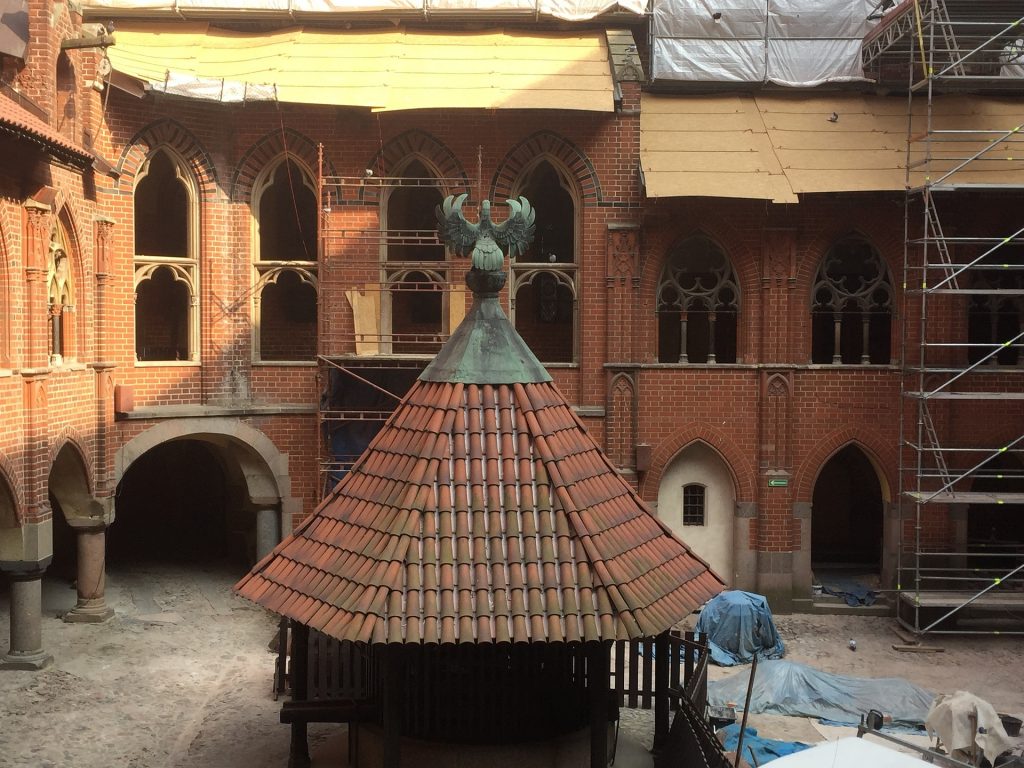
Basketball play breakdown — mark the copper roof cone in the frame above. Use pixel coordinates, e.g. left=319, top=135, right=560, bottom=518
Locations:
left=236, top=210, right=725, bottom=645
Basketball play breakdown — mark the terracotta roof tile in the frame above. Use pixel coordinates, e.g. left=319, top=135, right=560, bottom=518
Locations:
left=0, top=95, right=92, bottom=167
left=237, top=375, right=726, bottom=644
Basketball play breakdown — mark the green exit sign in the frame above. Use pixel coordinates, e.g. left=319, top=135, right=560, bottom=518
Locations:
left=768, top=477, right=789, bottom=488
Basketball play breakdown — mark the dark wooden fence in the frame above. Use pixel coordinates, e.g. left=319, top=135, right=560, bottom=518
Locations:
left=276, top=620, right=727, bottom=767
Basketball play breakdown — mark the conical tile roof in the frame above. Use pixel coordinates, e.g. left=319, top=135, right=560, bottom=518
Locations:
left=236, top=270, right=725, bottom=644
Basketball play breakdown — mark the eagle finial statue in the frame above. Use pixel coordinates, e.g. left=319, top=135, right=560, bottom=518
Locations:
left=436, top=193, right=536, bottom=271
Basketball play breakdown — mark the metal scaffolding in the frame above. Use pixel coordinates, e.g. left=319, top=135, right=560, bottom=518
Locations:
left=314, top=145, right=473, bottom=496
left=865, top=0, right=1024, bottom=634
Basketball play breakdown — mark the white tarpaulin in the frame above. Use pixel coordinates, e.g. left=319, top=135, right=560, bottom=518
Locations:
left=651, top=0, right=880, bottom=86
left=80, top=0, right=645, bottom=22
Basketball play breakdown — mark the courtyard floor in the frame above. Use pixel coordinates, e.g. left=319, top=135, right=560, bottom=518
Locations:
left=0, top=564, right=1021, bottom=767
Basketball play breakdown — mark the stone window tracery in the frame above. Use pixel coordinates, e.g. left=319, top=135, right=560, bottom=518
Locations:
left=134, top=148, right=198, bottom=363
left=510, top=158, right=577, bottom=364
left=811, top=237, right=893, bottom=365
left=253, top=157, right=318, bottom=362
left=967, top=245, right=1023, bottom=367
left=657, top=236, right=739, bottom=364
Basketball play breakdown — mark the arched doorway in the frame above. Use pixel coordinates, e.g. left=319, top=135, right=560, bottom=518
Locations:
left=111, top=419, right=292, bottom=573
left=110, top=440, right=233, bottom=565
left=811, top=445, right=883, bottom=573
left=657, top=442, right=736, bottom=584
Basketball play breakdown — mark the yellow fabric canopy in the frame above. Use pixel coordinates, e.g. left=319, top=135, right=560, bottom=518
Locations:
left=641, top=93, right=1024, bottom=203
left=107, top=23, right=616, bottom=112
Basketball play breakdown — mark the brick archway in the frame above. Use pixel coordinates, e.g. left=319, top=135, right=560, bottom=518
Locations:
left=116, top=119, right=218, bottom=200
left=361, top=130, right=469, bottom=205
left=230, top=127, right=331, bottom=204
left=490, top=131, right=602, bottom=205
left=793, top=428, right=895, bottom=504
left=640, top=423, right=755, bottom=502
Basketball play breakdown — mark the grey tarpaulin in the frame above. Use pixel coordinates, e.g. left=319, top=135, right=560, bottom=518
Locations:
left=708, top=660, right=935, bottom=729
left=695, top=590, right=785, bottom=666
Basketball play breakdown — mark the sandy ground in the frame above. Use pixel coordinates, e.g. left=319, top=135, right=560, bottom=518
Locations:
left=0, top=565, right=1021, bottom=768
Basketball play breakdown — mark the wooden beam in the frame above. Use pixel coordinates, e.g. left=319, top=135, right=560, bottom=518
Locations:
left=588, top=642, right=610, bottom=768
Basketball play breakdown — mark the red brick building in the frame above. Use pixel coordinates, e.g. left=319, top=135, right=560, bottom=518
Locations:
left=1, top=0, right=1021, bottom=667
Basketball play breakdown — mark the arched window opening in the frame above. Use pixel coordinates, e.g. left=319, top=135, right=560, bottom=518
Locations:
left=382, top=159, right=446, bottom=355
left=135, top=150, right=188, bottom=258
left=682, top=483, right=706, bottom=526
left=258, top=159, right=317, bottom=262
left=136, top=266, right=190, bottom=362
left=254, top=156, right=319, bottom=362
left=257, top=269, right=317, bottom=361
left=657, top=236, right=739, bottom=364
left=967, top=244, right=1023, bottom=366
left=511, top=159, right=577, bottom=363
left=811, top=238, right=892, bottom=364
left=56, top=52, right=76, bottom=143
left=134, top=148, right=198, bottom=363
left=47, top=222, right=75, bottom=366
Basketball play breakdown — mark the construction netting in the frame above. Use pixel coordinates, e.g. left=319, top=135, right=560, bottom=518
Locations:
left=651, top=0, right=883, bottom=86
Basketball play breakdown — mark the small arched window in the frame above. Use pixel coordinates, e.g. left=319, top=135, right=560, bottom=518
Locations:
left=682, top=483, right=706, bottom=526
left=657, top=236, right=739, bottom=364
left=511, top=159, right=577, bottom=364
left=134, top=148, right=199, bottom=363
left=253, top=157, right=318, bottom=362
left=811, top=237, right=893, bottom=365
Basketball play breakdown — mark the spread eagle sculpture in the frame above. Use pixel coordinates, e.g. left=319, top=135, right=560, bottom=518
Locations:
left=436, top=193, right=536, bottom=271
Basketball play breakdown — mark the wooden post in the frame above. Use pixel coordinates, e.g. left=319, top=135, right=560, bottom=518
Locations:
left=653, top=632, right=670, bottom=752
left=588, top=642, right=610, bottom=768
left=288, top=622, right=310, bottom=768
left=383, top=645, right=403, bottom=768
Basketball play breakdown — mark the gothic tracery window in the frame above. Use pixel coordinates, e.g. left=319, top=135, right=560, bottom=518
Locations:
left=511, top=159, right=577, bottom=363
left=253, top=157, right=318, bottom=362
left=811, top=237, right=893, bottom=365
left=967, top=244, right=1023, bottom=367
left=657, top=236, right=739, bottom=364
left=134, top=148, right=198, bottom=363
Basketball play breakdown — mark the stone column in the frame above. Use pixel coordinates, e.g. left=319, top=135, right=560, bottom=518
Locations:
left=1, top=569, right=52, bottom=670
left=255, top=506, right=281, bottom=562
left=64, top=522, right=114, bottom=623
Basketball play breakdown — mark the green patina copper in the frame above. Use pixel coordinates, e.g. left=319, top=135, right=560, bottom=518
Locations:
left=420, top=196, right=551, bottom=385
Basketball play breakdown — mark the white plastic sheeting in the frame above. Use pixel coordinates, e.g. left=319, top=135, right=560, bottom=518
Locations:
left=80, top=0, right=645, bottom=22
left=651, top=0, right=881, bottom=86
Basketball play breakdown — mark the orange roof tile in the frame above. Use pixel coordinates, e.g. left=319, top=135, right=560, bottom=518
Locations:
left=237, top=376, right=725, bottom=644
left=0, top=94, right=92, bottom=167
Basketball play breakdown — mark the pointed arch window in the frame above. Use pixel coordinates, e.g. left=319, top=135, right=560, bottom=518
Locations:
left=134, top=148, right=199, bottom=363
left=657, top=236, right=739, bottom=364
left=381, top=158, right=447, bottom=355
left=253, top=157, right=318, bottom=362
left=511, top=159, right=577, bottom=364
left=811, top=237, right=892, bottom=365
left=47, top=221, right=76, bottom=366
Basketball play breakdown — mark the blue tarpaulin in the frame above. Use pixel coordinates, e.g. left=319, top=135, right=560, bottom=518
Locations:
left=695, top=591, right=785, bottom=666
left=719, top=724, right=811, bottom=765
left=708, top=660, right=935, bottom=730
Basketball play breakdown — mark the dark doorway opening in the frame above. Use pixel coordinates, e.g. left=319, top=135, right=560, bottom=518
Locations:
left=812, top=445, right=884, bottom=570
left=109, top=441, right=236, bottom=567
